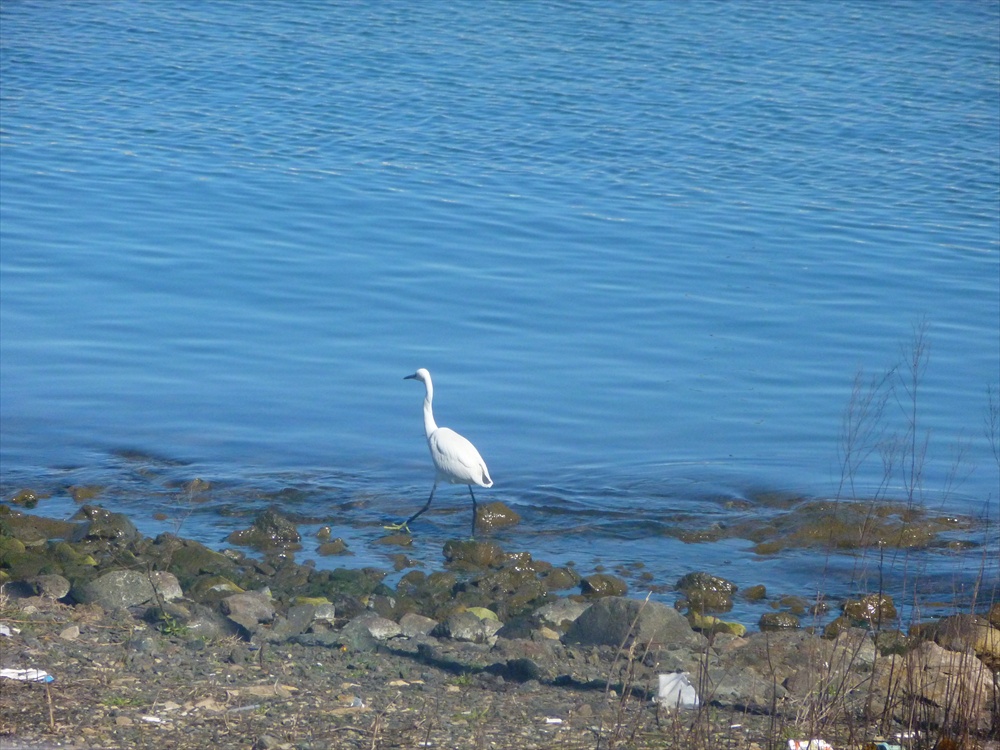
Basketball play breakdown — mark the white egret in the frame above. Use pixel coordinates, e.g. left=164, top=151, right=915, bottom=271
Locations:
left=388, top=368, right=493, bottom=537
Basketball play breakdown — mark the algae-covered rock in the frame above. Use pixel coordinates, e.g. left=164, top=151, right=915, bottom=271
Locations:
left=68, top=486, right=103, bottom=503
left=226, top=506, right=301, bottom=551
left=1, top=510, right=77, bottom=544
left=676, top=572, right=737, bottom=613
left=539, top=566, right=580, bottom=591
left=10, top=490, right=47, bottom=508
left=689, top=612, right=746, bottom=637
left=71, top=505, right=139, bottom=543
left=759, top=611, right=800, bottom=631
left=738, top=499, right=971, bottom=553
left=443, top=539, right=507, bottom=569
left=372, top=533, right=412, bottom=547
left=146, top=534, right=240, bottom=590
left=581, top=573, right=628, bottom=598
left=317, top=538, right=350, bottom=555
left=743, top=584, right=767, bottom=602
left=842, top=593, right=897, bottom=627
left=475, top=501, right=521, bottom=532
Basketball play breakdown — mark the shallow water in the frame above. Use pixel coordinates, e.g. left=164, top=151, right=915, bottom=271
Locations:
left=1, top=2, right=998, bottom=623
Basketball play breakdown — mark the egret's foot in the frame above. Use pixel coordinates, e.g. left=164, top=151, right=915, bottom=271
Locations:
left=383, top=522, right=412, bottom=534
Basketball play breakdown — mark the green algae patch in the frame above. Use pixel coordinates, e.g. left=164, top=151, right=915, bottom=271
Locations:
left=731, top=499, right=973, bottom=554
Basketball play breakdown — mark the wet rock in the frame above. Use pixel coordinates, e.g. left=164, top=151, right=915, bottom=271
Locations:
left=534, top=599, right=591, bottom=630
left=580, top=573, right=627, bottom=598
left=221, top=589, right=275, bottom=631
left=1, top=510, right=77, bottom=543
left=759, top=611, right=800, bottom=631
left=372, top=533, right=412, bottom=547
left=27, top=574, right=71, bottom=599
left=675, top=572, right=737, bottom=613
left=474, top=501, right=521, bottom=532
left=841, top=593, right=896, bottom=627
left=443, top=539, right=507, bottom=569
left=70, top=505, right=140, bottom=543
left=317, top=538, right=350, bottom=555
left=304, top=566, right=389, bottom=601
left=68, top=485, right=103, bottom=503
left=564, top=596, right=706, bottom=652
left=226, top=506, right=301, bottom=551
left=72, top=569, right=182, bottom=609
left=539, top=566, right=580, bottom=591
left=10, top=489, right=46, bottom=508
left=743, top=584, right=767, bottom=601
left=399, top=612, right=438, bottom=637
left=455, top=563, right=548, bottom=620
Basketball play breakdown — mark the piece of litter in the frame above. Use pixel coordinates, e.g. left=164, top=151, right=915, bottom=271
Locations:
left=787, top=741, right=834, bottom=750
left=141, top=716, right=164, bottom=724
left=1, top=668, right=54, bottom=683
left=349, top=696, right=365, bottom=708
left=544, top=717, right=563, bottom=724
left=656, top=672, right=699, bottom=709
left=0, top=624, right=21, bottom=637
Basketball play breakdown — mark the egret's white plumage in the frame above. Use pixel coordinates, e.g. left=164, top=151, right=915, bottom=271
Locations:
left=390, top=368, right=492, bottom=536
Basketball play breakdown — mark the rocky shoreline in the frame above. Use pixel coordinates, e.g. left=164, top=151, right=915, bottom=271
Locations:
left=1, top=499, right=998, bottom=749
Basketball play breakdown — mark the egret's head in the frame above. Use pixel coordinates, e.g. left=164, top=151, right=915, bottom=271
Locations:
left=405, top=368, right=431, bottom=383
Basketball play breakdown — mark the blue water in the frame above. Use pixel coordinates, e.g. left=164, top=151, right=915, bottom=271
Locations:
left=2, top=2, right=998, bottom=622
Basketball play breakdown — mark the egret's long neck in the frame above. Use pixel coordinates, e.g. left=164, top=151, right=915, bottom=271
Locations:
left=422, top=380, right=438, bottom=437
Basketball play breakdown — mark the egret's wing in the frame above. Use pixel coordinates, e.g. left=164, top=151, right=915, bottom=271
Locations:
left=429, top=427, right=492, bottom=487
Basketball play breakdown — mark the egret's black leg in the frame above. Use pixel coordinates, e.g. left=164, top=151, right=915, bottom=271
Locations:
left=469, top=486, right=478, bottom=538
left=405, top=481, right=438, bottom=526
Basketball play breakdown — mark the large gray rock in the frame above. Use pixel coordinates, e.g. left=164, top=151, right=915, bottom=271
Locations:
left=434, top=611, right=503, bottom=644
left=72, top=570, right=182, bottom=609
left=563, top=596, right=706, bottom=651
left=221, top=589, right=275, bottom=631
left=534, top=599, right=591, bottom=629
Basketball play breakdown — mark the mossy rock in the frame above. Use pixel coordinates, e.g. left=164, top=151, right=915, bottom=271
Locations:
left=759, top=611, right=800, bottom=631
left=9, top=490, right=47, bottom=508
left=443, top=539, right=507, bottom=569
left=474, top=501, right=521, bottom=532
left=540, top=566, right=580, bottom=591
left=743, top=584, right=767, bottom=602
left=689, top=612, right=747, bottom=637
left=70, top=505, right=139, bottom=543
left=581, top=573, right=628, bottom=598
left=317, top=538, right=350, bottom=555
left=1, top=512, right=77, bottom=544
left=841, top=593, right=897, bottom=627
left=225, top=506, right=301, bottom=551
left=676, top=571, right=737, bottom=613
left=147, top=534, right=239, bottom=589
left=68, top=485, right=103, bottom=502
